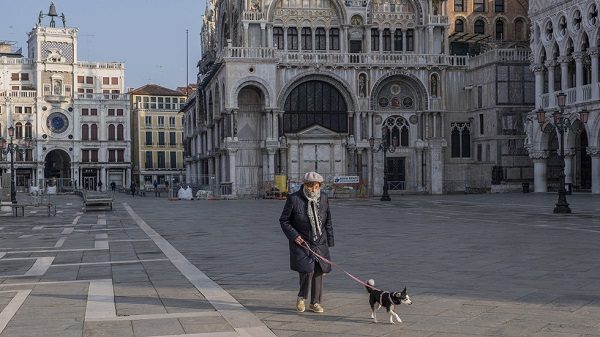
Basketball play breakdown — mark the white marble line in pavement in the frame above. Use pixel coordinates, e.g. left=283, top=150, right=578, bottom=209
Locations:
left=61, top=227, right=74, bottom=235
left=0, top=290, right=31, bottom=335
left=0, top=253, right=5, bottom=259
left=95, top=233, right=108, bottom=240
left=72, top=215, right=81, bottom=225
left=5, top=248, right=107, bottom=254
left=0, top=257, right=55, bottom=278
left=0, top=235, right=66, bottom=250
left=123, top=203, right=277, bottom=337
left=84, top=279, right=223, bottom=322
left=32, top=226, right=43, bottom=230
left=51, top=258, right=169, bottom=267
left=54, top=237, right=66, bottom=248
left=94, top=241, right=109, bottom=249
left=151, top=333, right=238, bottom=337
left=84, top=279, right=116, bottom=321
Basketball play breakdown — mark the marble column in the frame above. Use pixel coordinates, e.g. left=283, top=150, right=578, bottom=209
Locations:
left=545, top=60, right=557, bottom=97
left=559, top=56, right=571, bottom=91
left=563, top=149, right=575, bottom=187
left=589, top=48, right=599, bottom=98
left=261, top=23, right=267, bottom=47
left=244, top=23, right=249, bottom=47
left=354, top=112, right=361, bottom=143
left=587, top=147, right=600, bottom=194
left=229, top=149, right=237, bottom=196
left=428, top=26, right=434, bottom=54
left=531, top=63, right=545, bottom=108
left=530, top=151, right=549, bottom=193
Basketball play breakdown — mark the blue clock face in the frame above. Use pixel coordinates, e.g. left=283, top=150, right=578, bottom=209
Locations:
left=46, top=112, right=69, bottom=133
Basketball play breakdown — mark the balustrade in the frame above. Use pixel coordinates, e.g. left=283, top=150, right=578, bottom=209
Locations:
left=428, top=15, right=449, bottom=25
left=242, top=11, right=265, bottom=21
left=0, top=90, right=36, bottom=98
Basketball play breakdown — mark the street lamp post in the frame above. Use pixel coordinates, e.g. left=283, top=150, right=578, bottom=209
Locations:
left=536, top=92, right=590, bottom=213
left=0, top=126, right=22, bottom=204
left=369, top=130, right=395, bottom=201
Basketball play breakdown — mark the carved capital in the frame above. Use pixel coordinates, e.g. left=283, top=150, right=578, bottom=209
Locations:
left=558, top=56, right=573, bottom=64
left=529, top=150, right=549, bottom=160
left=588, top=47, right=600, bottom=57
left=544, top=60, right=558, bottom=68
left=529, top=63, right=545, bottom=73
left=563, top=149, right=576, bottom=157
left=587, top=146, right=600, bottom=157
left=573, top=52, right=586, bottom=61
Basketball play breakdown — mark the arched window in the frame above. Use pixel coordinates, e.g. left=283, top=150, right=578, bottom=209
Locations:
left=474, top=20, right=485, bottom=34
left=495, top=20, right=504, bottom=40
left=406, top=29, right=414, bottom=51
left=430, top=74, right=439, bottom=97
left=82, top=124, right=89, bottom=141
left=301, top=27, right=312, bottom=50
left=108, top=124, right=116, bottom=140
left=383, top=29, right=391, bottom=51
left=329, top=28, right=340, bottom=50
left=514, top=19, right=526, bottom=41
left=117, top=124, right=124, bottom=141
left=15, top=122, right=23, bottom=139
left=451, top=122, right=471, bottom=158
left=283, top=80, right=348, bottom=133
left=273, top=27, right=284, bottom=49
left=91, top=124, right=98, bottom=141
left=287, top=27, right=298, bottom=50
left=25, top=122, right=32, bottom=139
left=455, top=19, right=465, bottom=33
left=371, top=28, right=379, bottom=51
left=454, top=0, right=464, bottom=12
left=394, top=29, right=403, bottom=51
left=315, top=28, right=326, bottom=50
left=383, top=116, right=410, bottom=147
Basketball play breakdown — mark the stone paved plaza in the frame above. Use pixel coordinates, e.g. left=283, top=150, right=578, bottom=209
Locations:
left=0, top=192, right=599, bottom=337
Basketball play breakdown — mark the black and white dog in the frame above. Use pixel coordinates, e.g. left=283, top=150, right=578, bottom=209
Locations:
left=365, top=279, right=412, bottom=324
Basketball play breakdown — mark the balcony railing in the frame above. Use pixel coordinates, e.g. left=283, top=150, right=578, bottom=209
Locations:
left=221, top=47, right=276, bottom=59
left=540, top=84, right=597, bottom=109
left=429, top=15, right=449, bottom=25
left=76, top=93, right=129, bottom=100
left=0, top=57, right=33, bottom=65
left=77, top=61, right=125, bottom=70
left=468, top=49, right=531, bottom=69
left=242, top=11, right=265, bottom=21
left=0, top=90, right=36, bottom=98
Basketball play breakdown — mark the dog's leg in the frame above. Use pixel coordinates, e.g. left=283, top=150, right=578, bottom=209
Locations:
left=388, top=310, right=395, bottom=324
left=391, top=309, right=402, bottom=323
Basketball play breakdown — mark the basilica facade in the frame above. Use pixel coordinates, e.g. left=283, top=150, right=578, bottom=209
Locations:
left=0, top=4, right=131, bottom=192
left=528, top=0, right=600, bottom=194
left=187, top=0, right=533, bottom=197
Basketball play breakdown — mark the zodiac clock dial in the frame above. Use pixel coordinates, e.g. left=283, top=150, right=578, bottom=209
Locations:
left=46, top=112, right=69, bottom=134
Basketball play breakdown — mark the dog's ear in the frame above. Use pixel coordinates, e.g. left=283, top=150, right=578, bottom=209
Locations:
left=402, top=287, right=407, bottom=293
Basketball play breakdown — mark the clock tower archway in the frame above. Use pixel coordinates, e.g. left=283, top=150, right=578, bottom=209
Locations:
left=44, top=149, right=71, bottom=180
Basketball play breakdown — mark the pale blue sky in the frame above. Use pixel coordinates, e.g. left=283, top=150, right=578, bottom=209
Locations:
left=1, top=0, right=207, bottom=90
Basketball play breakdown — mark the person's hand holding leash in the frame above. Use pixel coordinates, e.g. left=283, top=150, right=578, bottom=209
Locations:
left=294, top=236, right=305, bottom=246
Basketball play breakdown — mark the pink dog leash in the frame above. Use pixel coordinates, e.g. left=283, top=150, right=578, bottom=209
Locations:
left=302, top=242, right=381, bottom=292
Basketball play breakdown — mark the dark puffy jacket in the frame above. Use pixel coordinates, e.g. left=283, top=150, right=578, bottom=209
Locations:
left=279, top=187, right=334, bottom=273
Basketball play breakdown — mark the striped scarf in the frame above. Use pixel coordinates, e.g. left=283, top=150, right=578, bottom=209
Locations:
left=303, top=187, right=322, bottom=241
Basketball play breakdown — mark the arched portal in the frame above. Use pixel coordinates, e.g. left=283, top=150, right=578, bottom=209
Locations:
left=44, top=149, right=71, bottom=179
left=236, top=86, right=266, bottom=197
left=282, top=79, right=350, bottom=181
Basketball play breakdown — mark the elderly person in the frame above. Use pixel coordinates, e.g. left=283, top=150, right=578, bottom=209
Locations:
left=280, top=171, right=334, bottom=313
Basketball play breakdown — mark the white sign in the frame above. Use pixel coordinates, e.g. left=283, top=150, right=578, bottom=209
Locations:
left=333, top=176, right=360, bottom=184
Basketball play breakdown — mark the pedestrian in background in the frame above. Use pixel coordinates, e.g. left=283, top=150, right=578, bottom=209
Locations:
left=130, top=181, right=136, bottom=197
left=279, top=171, right=334, bottom=313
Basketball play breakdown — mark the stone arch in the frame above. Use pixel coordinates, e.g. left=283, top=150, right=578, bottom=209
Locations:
left=513, top=16, right=529, bottom=41
left=370, top=72, right=428, bottom=111
left=277, top=72, right=356, bottom=112
left=369, top=0, right=424, bottom=26
left=231, top=76, right=274, bottom=109
left=266, top=0, right=347, bottom=24
left=574, top=30, right=590, bottom=51
left=44, top=148, right=71, bottom=179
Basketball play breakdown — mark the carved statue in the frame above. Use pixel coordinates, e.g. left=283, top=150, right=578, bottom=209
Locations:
left=61, top=13, right=66, bottom=27
left=53, top=80, right=62, bottom=95
left=358, top=74, right=367, bottom=98
left=250, top=0, right=261, bottom=12
left=38, top=11, right=44, bottom=25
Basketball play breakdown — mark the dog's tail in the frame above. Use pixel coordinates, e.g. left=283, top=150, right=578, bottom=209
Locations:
left=365, top=279, right=375, bottom=294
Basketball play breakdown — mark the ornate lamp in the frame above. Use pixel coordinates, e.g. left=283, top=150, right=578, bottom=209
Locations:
left=556, top=91, right=567, bottom=109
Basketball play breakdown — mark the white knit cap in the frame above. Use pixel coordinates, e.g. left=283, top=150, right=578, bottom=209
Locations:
left=303, top=171, right=324, bottom=183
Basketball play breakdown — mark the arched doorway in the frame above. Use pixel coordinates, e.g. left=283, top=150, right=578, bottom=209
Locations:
left=236, top=86, right=266, bottom=196
left=44, top=149, right=72, bottom=192
left=577, top=128, right=592, bottom=190
left=44, top=149, right=71, bottom=179
left=283, top=80, right=349, bottom=181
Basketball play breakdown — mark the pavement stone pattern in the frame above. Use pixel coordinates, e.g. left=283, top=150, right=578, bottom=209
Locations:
left=0, top=191, right=598, bottom=336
